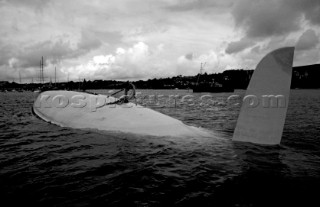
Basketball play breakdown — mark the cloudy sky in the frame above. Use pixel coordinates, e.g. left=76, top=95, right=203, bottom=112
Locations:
left=0, top=0, right=319, bottom=82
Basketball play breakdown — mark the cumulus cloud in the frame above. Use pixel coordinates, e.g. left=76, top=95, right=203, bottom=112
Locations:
left=232, top=0, right=300, bottom=38
left=228, top=0, right=320, bottom=67
left=184, top=53, right=194, bottom=60
left=0, top=31, right=102, bottom=69
left=61, top=42, right=173, bottom=80
left=0, top=29, right=105, bottom=81
left=225, top=38, right=255, bottom=54
left=62, top=42, right=241, bottom=81
left=232, top=0, right=320, bottom=39
left=285, top=0, right=320, bottom=25
left=296, top=29, right=319, bottom=50
left=176, top=50, right=242, bottom=75
left=20, top=39, right=74, bottom=67
left=77, top=30, right=102, bottom=51
left=0, top=39, right=72, bottom=73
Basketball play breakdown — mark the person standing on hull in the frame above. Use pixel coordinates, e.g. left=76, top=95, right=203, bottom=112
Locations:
left=109, top=81, right=136, bottom=104
left=107, top=81, right=134, bottom=103
left=122, top=81, right=136, bottom=103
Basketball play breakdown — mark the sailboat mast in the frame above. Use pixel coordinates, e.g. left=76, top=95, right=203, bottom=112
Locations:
left=40, top=60, right=41, bottom=83
left=41, top=56, right=44, bottom=83
left=196, top=62, right=205, bottom=86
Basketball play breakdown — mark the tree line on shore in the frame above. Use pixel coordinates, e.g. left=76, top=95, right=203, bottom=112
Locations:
left=1, top=64, right=319, bottom=91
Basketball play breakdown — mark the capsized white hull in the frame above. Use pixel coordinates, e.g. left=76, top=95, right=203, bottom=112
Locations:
left=33, top=90, right=211, bottom=137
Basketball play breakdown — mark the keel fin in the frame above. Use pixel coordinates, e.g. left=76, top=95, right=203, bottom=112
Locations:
left=232, top=47, right=295, bottom=145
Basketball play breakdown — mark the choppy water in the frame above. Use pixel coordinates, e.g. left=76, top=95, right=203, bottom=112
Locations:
left=0, top=89, right=319, bottom=206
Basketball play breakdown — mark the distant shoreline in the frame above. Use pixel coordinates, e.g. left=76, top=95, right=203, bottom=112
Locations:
left=1, top=64, right=319, bottom=91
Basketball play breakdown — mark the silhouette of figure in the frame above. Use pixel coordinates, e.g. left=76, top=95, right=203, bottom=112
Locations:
left=122, top=81, right=135, bottom=103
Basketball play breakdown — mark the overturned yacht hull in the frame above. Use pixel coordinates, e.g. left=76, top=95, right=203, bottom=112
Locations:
left=33, top=90, right=210, bottom=137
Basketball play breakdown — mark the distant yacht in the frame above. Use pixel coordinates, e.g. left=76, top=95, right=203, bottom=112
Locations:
left=192, top=63, right=234, bottom=93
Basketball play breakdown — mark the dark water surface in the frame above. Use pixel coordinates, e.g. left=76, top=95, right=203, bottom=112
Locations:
left=0, top=90, right=319, bottom=206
